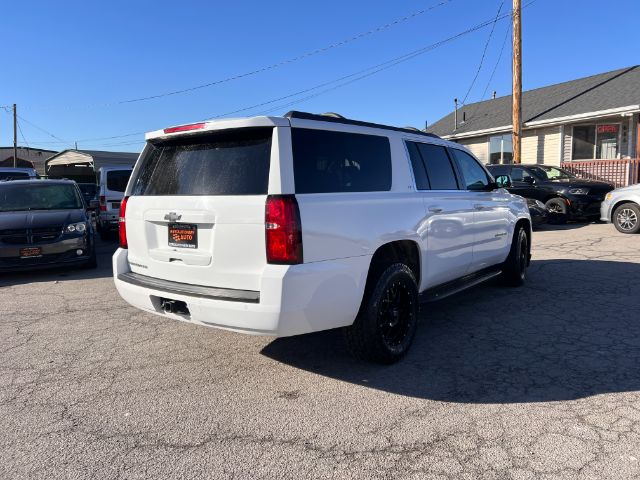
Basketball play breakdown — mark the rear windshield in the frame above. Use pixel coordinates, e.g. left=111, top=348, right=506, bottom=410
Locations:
left=0, top=183, right=83, bottom=212
left=292, top=128, right=392, bottom=194
left=130, top=128, right=273, bottom=196
left=106, top=170, right=132, bottom=192
left=0, top=171, right=30, bottom=180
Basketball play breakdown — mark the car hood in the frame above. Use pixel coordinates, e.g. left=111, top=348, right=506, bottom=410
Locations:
left=0, top=209, right=86, bottom=229
left=609, top=184, right=640, bottom=195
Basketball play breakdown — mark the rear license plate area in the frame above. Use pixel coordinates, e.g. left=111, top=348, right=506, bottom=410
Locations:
left=168, top=223, right=198, bottom=249
left=112, top=202, right=121, bottom=209
left=20, top=247, right=42, bottom=258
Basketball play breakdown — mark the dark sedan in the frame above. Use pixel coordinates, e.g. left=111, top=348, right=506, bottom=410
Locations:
left=487, top=164, right=613, bottom=222
left=0, top=180, right=96, bottom=271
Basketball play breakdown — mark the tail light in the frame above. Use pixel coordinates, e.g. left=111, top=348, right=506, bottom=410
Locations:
left=99, top=195, right=106, bottom=212
left=119, top=196, right=129, bottom=248
left=265, top=195, right=302, bottom=264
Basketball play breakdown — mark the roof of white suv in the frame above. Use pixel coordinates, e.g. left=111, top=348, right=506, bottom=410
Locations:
left=145, top=111, right=443, bottom=143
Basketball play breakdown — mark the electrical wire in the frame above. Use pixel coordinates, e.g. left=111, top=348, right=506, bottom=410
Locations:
left=460, top=0, right=505, bottom=106
left=480, top=23, right=511, bottom=101
left=18, top=0, right=454, bottom=111
left=6, top=0, right=540, bottom=148
left=16, top=119, right=30, bottom=150
left=16, top=114, right=73, bottom=148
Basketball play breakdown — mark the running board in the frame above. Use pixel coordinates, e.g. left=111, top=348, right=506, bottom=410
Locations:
left=419, top=268, right=502, bottom=303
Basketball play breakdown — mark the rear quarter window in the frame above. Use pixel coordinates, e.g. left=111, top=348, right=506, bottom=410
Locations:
left=291, top=128, right=392, bottom=194
left=130, top=128, right=272, bottom=196
left=106, top=170, right=132, bottom=192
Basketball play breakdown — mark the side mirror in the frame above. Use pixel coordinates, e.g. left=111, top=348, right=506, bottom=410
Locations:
left=495, top=175, right=512, bottom=188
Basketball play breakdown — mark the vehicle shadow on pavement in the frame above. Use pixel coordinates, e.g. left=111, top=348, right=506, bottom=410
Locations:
left=0, top=239, right=118, bottom=287
left=262, top=259, right=640, bottom=403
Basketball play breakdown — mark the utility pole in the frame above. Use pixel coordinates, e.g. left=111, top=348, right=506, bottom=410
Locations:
left=13, top=104, right=17, bottom=168
left=512, top=0, right=522, bottom=164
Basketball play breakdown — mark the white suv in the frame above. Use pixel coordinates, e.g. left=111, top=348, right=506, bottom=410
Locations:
left=113, top=111, right=531, bottom=363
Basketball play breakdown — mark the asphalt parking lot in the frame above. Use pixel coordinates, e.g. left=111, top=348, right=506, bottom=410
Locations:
left=1, top=223, right=639, bottom=480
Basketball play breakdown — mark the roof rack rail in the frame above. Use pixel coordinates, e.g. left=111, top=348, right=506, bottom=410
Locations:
left=284, top=111, right=441, bottom=139
left=320, top=112, right=345, bottom=119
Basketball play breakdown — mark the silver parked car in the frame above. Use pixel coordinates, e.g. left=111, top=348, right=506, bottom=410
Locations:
left=600, top=184, right=640, bottom=234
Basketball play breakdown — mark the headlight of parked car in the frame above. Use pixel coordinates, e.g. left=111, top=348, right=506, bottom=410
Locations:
left=65, top=222, right=87, bottom=233
left=568, top=188, right=589, bottom=195
left=605, top=192, right=614, bottom=201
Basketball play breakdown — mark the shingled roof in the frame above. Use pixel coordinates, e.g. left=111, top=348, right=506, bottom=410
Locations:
left=427, top=66, right=640, bottom=138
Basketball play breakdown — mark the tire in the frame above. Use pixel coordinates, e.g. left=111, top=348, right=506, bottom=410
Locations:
left=500, top=225, right=529, bottom=287
left=613, top=203, right=640, bottom=234
left=343, top=263, right=418, bottom=364
left=545, top=198, right=568, bottom=224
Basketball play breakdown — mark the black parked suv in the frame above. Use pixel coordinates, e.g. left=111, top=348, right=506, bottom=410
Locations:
left=486, top=164, right=614, bottom=221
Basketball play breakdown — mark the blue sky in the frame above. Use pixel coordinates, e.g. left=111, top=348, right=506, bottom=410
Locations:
left=1, top=0, right=638, bottom=152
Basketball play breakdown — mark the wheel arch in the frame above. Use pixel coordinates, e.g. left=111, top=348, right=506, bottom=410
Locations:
left=611, top=199, right=639, bottom=218
left=365, top=240, right=421, bottom=292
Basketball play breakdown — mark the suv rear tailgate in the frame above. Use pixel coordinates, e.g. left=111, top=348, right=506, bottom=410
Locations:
left=124, top=126, right=275, bottom=292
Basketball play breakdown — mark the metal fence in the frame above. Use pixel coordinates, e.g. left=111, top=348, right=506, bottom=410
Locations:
left=560, top=159, right=640, bottom=188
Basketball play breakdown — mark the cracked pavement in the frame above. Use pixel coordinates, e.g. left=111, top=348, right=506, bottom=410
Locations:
left=1, top=223, right=639, bottom=479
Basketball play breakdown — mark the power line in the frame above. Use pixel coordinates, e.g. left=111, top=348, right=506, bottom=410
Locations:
left=18, top=0, right=454, bottom=111
left=6, top=0, right=540, bottom=148
left=208, top=3, right=528, bottom=119
left=480, top=23, right=511, bottom=101
left=16, top=114, right=72, bottom=147
left=13, top=4, right=517, bottom=147
left=460, top=0, right=505, bottom=105
left=16, top=119, right=30, bottom=150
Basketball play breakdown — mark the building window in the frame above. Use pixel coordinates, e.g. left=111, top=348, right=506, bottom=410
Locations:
left=572, top=124, right=619, bottom=160
left=489, top=134, right=513, bottom=164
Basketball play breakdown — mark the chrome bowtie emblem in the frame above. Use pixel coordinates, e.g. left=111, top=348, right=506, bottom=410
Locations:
left=164, top=212, right=182, bottom=222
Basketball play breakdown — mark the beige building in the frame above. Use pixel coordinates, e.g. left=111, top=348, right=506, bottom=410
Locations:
left=427, top=66, right=640, bottom=171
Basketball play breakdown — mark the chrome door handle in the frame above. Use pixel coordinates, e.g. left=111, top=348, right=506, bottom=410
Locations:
left=428, top=206, right=443, bottom=213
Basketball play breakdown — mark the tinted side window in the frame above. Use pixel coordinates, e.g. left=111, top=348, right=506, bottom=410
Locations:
left=416, top=144, right=458, bottom=190
left=106, top=170, right=132, bottom=192
left=486, top=165, right=510, bottom=177
left=131, top=128, right=272, bottom=196
left=292, top=128, right=391, bottom=194
left=510, top=167, right=532, bottom=182
left=406, top=142, right=430, bottom=190
left=450, top=149, right=490, bottom=191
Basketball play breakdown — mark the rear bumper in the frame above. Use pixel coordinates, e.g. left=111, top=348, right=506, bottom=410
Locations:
left=112, top=248, right=369, bottom=337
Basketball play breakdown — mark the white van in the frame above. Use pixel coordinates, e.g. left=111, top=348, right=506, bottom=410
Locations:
left=113, top=111, right=531, bottom=363
left=97, top=166, right=133, bottom=240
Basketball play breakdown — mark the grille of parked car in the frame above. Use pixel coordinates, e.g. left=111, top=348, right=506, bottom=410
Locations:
left=0, top=226, right=63, bottom=245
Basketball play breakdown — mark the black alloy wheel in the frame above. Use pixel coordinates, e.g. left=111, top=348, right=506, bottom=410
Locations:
left=500, top=226, right=528, bottom=287
left=344, top=263, right=418, bottom=364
